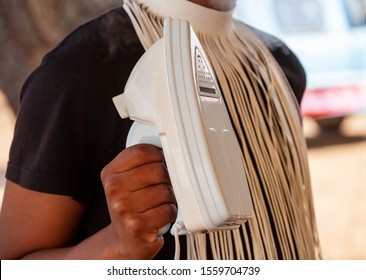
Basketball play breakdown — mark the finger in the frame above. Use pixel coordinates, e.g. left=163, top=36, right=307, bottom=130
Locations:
left=139, top=203, right=178, bottom=232
left=103, top=161, right=171, bottom=196
left=107, top=183, right=176, bottom=223
left=130, top=184, right=177, bottom=213
left=125, top=161, right=171, bottom=191
left=123, top=203, right=178, bottom=240
left=104, top=144, right=164, bottom=174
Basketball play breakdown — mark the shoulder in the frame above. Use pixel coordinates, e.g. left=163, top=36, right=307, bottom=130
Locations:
left=44, top=7, right=143, bottom=62
left=37, top=7, right=145, bottom=96
left=236, top=21, right=306, bottom=104
left=12, top=7, right=139, bottom=198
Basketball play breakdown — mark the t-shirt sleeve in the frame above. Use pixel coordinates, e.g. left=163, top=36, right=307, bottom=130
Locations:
left=5, top=7, right=145, bottom=205
left=6, top=61, right=95, bottom=204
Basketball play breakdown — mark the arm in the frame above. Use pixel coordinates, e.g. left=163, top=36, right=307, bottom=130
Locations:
left=0, top=144, right=177, bottom=260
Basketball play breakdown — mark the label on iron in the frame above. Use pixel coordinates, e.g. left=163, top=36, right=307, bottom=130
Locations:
left=195, top=47, right=218, bottom=97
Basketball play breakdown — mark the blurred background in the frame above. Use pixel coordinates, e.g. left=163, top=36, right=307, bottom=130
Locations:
left=0, top=0, right=365, bottom=259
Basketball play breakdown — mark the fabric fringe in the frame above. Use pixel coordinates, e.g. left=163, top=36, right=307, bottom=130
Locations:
left=123, top=0, right=322, bottom=260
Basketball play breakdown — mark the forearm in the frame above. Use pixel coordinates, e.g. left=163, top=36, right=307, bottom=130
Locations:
left=2, top=145, right=172, bottom=260
left=21, top=226, right=125, bottom=260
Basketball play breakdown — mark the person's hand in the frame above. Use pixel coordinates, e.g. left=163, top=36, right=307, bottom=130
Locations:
left=100, top=144, right=177, bottom=259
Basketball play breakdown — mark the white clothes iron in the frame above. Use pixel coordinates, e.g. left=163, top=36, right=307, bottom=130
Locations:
left=113, top=17, right=253, bottom=236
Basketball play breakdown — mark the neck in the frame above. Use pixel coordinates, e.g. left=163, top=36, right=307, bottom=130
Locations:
left=188, top=0, right=236, bottom=11
left=134, top=0, right=235, bottom=35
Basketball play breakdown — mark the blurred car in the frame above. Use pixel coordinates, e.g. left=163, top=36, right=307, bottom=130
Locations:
left=234, top=0, right=366, bottom=129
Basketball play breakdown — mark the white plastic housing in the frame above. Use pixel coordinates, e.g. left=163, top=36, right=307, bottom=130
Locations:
left=113, top=17, right=253, bottom=235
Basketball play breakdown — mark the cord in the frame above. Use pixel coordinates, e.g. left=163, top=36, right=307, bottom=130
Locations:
left=172, top=222, right=183, bottom=260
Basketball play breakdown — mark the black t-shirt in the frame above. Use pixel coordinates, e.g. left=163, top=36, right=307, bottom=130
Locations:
left=6, top=7, right=306, bottom=259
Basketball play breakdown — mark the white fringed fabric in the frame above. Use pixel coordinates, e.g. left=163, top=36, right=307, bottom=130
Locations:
left=123, top=0, right=322, bottom=260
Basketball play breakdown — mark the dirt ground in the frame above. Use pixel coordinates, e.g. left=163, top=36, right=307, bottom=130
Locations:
left=0, top=90, right=365, bottom=259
